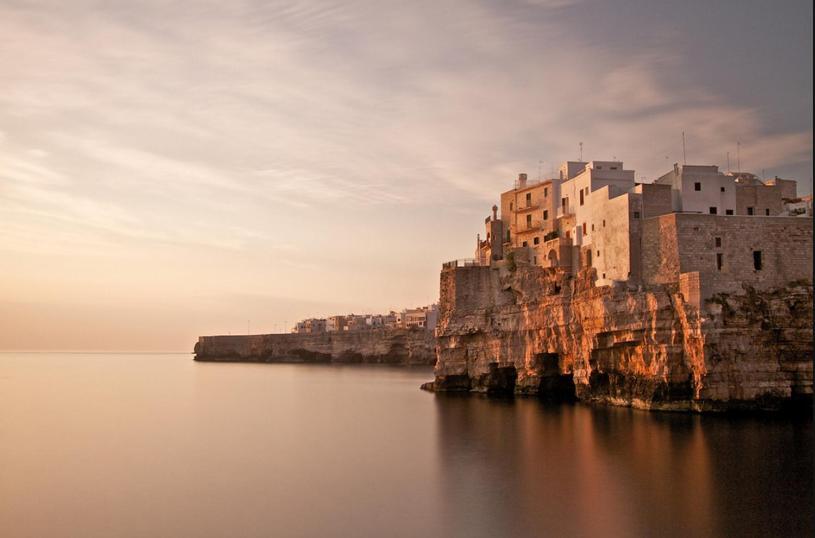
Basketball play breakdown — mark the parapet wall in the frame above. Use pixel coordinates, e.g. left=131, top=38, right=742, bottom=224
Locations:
left=195, top=327, right=435, bottom=365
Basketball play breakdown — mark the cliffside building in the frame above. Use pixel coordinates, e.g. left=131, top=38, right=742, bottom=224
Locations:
left=473, top=159, right=812, bottom=300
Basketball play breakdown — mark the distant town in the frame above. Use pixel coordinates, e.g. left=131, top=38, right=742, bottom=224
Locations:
left=292, top=304, right=439, bottom=334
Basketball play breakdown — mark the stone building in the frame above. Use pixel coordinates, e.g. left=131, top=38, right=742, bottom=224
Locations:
left=294, top=318, right=327, bottom=334
left=471, top=158, right=812, bottom=301
left=326, top=315, right=347, bottom=332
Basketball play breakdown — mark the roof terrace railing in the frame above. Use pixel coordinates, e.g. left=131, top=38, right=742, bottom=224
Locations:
left=442, top=258, right=481, bottom=269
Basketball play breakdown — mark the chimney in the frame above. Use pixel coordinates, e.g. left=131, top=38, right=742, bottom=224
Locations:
left=518, top=173, right=527, bottom=188
left=492, top=205, right=498, bottom=221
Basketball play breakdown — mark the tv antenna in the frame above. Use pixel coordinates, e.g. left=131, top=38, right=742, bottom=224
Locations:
left=579, top=142, right=583, bottom=162
left=737, top=140, right=741, bottom=172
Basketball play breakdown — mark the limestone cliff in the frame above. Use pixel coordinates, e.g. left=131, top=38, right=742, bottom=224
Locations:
left=195, top=327, right=435, bottom=365
left=427, top=264, right=813, bottom=411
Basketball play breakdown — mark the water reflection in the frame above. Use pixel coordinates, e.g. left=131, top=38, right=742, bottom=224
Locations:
left=434, top=395, right=813, bottom=538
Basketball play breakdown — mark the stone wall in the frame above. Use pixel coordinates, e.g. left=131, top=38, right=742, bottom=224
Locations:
left=195, top=327, right=436, bottom=365
left=736, top=184, right=784, bottom=216
left=642, top=213, right=813, bottom=295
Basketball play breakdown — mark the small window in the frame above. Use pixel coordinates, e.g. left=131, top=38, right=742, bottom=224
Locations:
left=633, top=211, right=641, bottom=219
left=596, top=250, right=600, bottom=258
left=506, top=230, right=511, bottom=242
left=533, top=237, right=540, bottom=245
left=694, top=182, right=701, bottom=191
left=753, top=250, right=762, bottom=270
left=579, top=190, right=584, bottom=206
left=720, top=186, right=725, bottom=192
left=715, top=237, right=721, bottom=247
left=725, top=209, right=734, bottom=215
left=603, top=219, right=606, bottom=227
left=544, top=187, right=548, bottom=197
left=543, top=210, right=549, bottom=220
left=582, top=222, right=587, bottom=235
left=522, top=241, right=528, bottom=247
left=526, top=214, right=532, bottom=227
left=510, top=202, right=513, bottom=211
left=611, top=166, right=618, bottom=170
left=533, top=256, right=537, bottom=265
left=709, top=207, right=717, bottom=215
left=591, top=223, right=595, bottom=231
left=596, top=165, right=602, bottom=170
left=602, top=273, right=606, bottom=278
left=526, top=193, right=532, bottom=205
left=747, top=207, right=754, bottom=215
left=561, top=198, right=567, bottom=210
left=565, top=230, right=570, bottom=239
left=765, top=208, right=770, bottom=216
left=717, top=253, right=723, bottom=271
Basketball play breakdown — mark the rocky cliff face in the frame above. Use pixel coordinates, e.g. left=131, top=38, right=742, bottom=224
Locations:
left=195, top=327, right=435, bottom=366
left=427, top=264, right=812, bottom=411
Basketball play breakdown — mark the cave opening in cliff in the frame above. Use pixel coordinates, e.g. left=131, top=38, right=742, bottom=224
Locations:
left=483, top=363, right=518, bottom=395
left=536, top=353, right=577, bottom=402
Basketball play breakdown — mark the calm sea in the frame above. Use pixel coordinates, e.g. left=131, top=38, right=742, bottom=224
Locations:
left=0, top=353, right=812, bottom=537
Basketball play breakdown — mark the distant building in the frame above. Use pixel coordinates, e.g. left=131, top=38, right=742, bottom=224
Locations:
left=326, top=315, right=347, bottom=332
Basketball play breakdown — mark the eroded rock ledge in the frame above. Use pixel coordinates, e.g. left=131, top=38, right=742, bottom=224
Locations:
left=426, top=265, right=813, bottom=412
left=194, top=327, right=435, bottom=365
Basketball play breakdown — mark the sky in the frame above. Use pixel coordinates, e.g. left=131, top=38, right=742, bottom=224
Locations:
left=1, top=0, right=812, bottom=351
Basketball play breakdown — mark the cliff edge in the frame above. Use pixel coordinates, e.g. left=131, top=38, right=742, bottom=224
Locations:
left=195, top=327, right=435, bottom=366
left=426, top=264, right=813, bottom=412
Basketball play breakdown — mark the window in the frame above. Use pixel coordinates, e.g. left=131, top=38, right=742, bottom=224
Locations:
left=715, top=237, right=721, bottom=247
left=544, top=187, right=548, bottom=197
left=747, top=207, right=754, bottom=215
left=753, top=250, right=762, bottom=270
left=561, top=198, right=567, bottom=211
left=565, top=230, right=570, bottom=239
left=596, top=250, right=600, bottom=258
left=533, top=256, right=537, bottom=265
left=533, top=237, right=540, bottom=245
left=506, top=230, right=510, bottom=242
left=720, top=186, right=725, bottom=192
left=591, top=223, right=595, bottom=231
left=579, top=190, right=584, bottom=206
left=526, top=214, right=532, bottom=227
left=717, top=253, right=723, bottom=271
left=611, top=166, right=618, bottom=170
left=522, top=241, right=528, bottom=247
left=526, top=193, right=532, bottom=205
left=633, top=211, right=641, bottom=219
left=510, top=202, right=513, bottom=211
left=487, top=232, right=490, bottom=241
left=725, top=209, right=734, bottom=215
left=602, top=273, right=606, bottom=278
left=765, top=208, right=770, bottom=216
left=694, top=182, right=701, bottom=191
left=709, top=207, right=717, bottom=215
left=582, top=222, right=587, bottom=235
left=596, top=165, right=602, bottom=170
left=603, top=219, right=606, bottom=227
left=543, top=210, right=549, bottom=220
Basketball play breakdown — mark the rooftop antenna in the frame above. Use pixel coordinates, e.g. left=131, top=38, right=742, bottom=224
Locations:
left=682, top=131, right=687, bottom=164
left=737, top=140, right=741, bottom=173
left=579, top=142, right=583, bottom=162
